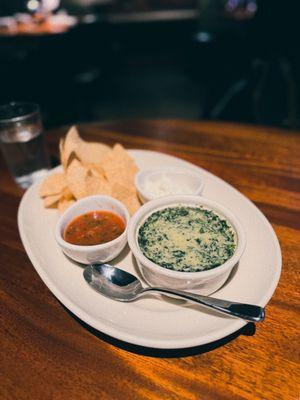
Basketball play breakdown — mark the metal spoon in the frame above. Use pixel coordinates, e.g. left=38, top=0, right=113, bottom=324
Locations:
left=83, top=264, right=265, bottom=322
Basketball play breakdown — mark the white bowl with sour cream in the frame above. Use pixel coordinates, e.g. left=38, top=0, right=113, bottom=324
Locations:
left=135, top=167, right=204, bottom=204
left=128, top=195, right=246, bottom=295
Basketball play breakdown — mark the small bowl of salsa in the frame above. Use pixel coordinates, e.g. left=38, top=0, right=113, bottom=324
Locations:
left=55, top=195, right=130, bottom=264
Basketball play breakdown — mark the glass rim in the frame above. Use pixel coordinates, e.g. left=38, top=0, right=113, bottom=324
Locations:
left=0, top=102, right=40, bottom=124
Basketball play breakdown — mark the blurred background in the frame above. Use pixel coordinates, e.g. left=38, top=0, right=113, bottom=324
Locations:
left=0, top=0, right=299, bottom=129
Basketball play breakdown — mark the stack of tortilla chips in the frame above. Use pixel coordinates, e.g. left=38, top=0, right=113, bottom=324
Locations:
left=39, top=126, right=141, bottom=215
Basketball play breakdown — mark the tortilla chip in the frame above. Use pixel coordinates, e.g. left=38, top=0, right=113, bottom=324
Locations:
left=63, top=126, right=83, bottom=167
left=85, top=172, right=112, bottom=196
left=111, top=183, right=141, bottom=215
left=58, top=198, right=76, bottom=214
left=84, top=163, right=105, bottom=177
left=113, top=143, right=133, bottom=159
left=43, top=193, right=61, bottom=208
left=107, top=164, right=138, bottom=187
left=61, top=186, right=74, bottom=200
left=76, top=142, right=111, bottom=165
left=66, top=158, right=88, bottom=199
left=39, top=172, right=67, bottom=198
left=100, top=144, right=138, bottom=187
left=126, top=195, right=141, bottom=216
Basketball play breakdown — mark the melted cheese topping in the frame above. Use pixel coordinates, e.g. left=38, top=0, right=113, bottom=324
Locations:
left=138, top=206, right=236, bottom=272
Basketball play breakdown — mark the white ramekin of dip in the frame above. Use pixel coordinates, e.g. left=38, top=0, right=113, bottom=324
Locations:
left=135, top=167, right=204, bottom=204
left=128, top=195, right=246, bottom=295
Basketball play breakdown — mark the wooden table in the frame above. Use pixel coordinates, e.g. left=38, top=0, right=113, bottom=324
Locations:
left=1, top=120, right=299, bottom=400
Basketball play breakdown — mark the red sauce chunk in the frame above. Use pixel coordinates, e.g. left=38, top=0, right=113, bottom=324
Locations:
left=64, top=210, right=126, bottom=246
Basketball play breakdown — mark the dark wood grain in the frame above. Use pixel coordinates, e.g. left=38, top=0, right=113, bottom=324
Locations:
left=0, top=120, right=299, bottom=400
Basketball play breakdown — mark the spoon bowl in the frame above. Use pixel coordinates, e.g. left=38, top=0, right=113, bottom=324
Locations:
left=84, top=264, right=143, bottom=301
left=84, top=264, right=265, bottom=322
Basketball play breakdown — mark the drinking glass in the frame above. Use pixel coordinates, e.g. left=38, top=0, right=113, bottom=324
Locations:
left=0, top=102, right=50, bottom=188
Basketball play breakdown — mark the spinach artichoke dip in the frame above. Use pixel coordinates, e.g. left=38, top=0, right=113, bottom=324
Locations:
left=138, top=206, right=236, bottom=272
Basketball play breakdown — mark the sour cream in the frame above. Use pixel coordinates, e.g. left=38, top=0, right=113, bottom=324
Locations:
left=143, top=175, right=194, bottom=197
left=135, top=167, right=204, bottom=203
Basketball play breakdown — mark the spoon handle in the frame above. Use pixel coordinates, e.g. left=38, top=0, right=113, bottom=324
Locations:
left=144, top=287, right=265, bottom=322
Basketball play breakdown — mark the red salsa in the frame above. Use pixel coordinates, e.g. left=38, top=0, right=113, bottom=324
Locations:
left=64, top=210, right=126, bottom=246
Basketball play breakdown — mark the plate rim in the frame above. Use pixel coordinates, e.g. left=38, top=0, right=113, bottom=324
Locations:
left=18, top=149, right=282, bottom=349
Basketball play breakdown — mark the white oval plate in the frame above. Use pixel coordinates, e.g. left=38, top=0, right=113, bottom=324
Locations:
left=18, top=150, right=281, bottom=349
